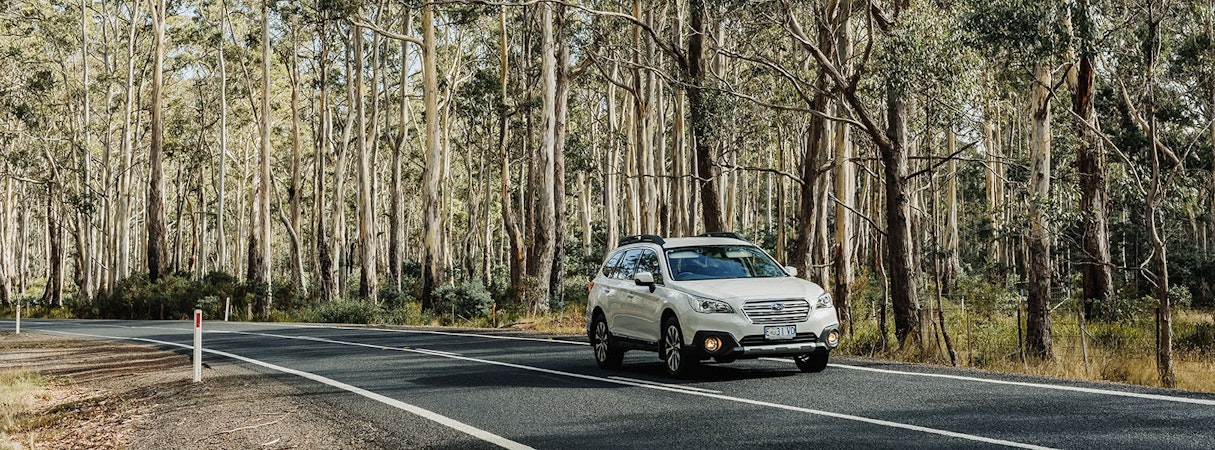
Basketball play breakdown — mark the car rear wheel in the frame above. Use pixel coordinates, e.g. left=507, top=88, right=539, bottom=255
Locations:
left=591, top=314, right=624, bottom=369
left=794, top=351, right=829, bottom=373
left=661, top=317, right=698, bottom=378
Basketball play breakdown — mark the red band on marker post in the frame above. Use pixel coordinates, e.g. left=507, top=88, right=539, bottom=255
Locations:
left=195, top=311, right=202, bottom=328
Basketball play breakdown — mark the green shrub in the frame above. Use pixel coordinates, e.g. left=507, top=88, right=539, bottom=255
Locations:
left=310, top=300, right=380, bottom=324
left=436, top=279, right=494, bottom=320
left=1177, top=322, right=1215, bottom=356
left=1088, top=321, right=1150, bottom=352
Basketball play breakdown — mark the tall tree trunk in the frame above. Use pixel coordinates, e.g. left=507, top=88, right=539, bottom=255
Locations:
left=498, top=7, right=526, bottom=303
left=605, top=65, right=620, bottom=249
left=1026, top=63, right=1054, bottom=359
left=420, top=2, right=444, bottom=311
left=314, top=18, right=336, bottom=301
left=217, top=0, right=228, bottom=276
left=388, top=11, right=412, bottom=292
left=533, top=2, right=558, bottom=313
left=1143, top=14, right=1175, bottom=388
left=44, top=180, right=64, bottom=308
left=944, top=127, right=960, bottom=294
left=984, top=98, right=1002, bottom=277
left=0, top=171, right=11, bottom=307
left=1072, top=2, right=1113, bottom=320
left=146, top=0, right=168, bottom=283
left=687, top=0, right=724, bottom=232
left=833, top=39, right=854, bottom=336
left=288, top=15, right=307, bottom=296
left=355, top=24, right=378, bottom=303
left=885, top=85, right=921, bottom=348
left=550, top=6, right=571, bottom=308
left=254, top=0, right=273, bottom=314
left=77, top=0, right=95, bottom=302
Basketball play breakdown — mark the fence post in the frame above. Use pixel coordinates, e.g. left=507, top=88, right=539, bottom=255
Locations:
left=193, top=309, right=203, bottom=382
left=964, top=295, right=972, bottom=367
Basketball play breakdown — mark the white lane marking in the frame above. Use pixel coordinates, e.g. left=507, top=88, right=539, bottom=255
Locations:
left=202, top=329, right=1053, bottom=449
left=757, top=357, right=1215, bottom=407
left=32, top=328, right=533, bottom=450
left=606, top=376, right=722, bottom=394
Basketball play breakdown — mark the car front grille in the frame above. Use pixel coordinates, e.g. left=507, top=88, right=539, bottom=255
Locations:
left=739, top=333, right=819, bottom=346
left=741, top=299, right=811, bottom=324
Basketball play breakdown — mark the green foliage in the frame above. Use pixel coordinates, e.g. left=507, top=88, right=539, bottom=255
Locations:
left=1170, top=248, right=1215, bottom=308
left=1088, top=321, right=1151, bottom=352
left=77, top=273, right=239, bottom=321
left=435, top=279, right=494, bottom=320
left=1176, top=322, right=1215, bottom=357
left=963, top=0, right=1069, bottom=64
left=308, top=300, right=380, bottom=324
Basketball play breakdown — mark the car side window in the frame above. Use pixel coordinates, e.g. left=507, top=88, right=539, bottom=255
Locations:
left=635, top=250, right=663, bottom=285
left=601, top=251, right=624, bottom=278
left=615, top=249, right=643, bottom=280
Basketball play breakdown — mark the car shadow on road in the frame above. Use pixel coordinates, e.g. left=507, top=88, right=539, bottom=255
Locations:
left=609, top=359, right=802, bottom=383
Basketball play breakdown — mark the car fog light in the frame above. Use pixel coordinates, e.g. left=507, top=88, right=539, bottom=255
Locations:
left=827, top=330, right=840, bottom=347
left=703, top=336, right=722, bottom=353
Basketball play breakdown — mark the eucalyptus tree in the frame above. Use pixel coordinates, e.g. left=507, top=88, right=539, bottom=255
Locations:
left=147, top=0, right=169, bottom=283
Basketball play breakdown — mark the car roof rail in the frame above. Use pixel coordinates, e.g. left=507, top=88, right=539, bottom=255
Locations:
left=619, top=234, right=666, bottom=247
left=697, top=231, right=748, bottom=241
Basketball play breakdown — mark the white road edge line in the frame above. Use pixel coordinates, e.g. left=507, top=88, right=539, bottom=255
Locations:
left=31, top=328, right=533, bottom=450
left=204, top=329, right=1054, bottom=449
left=757, top=357, right=1215, bottom=407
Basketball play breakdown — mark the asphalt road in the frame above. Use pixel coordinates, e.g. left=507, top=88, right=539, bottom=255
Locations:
left=3, top=318, right=1214, bottom=449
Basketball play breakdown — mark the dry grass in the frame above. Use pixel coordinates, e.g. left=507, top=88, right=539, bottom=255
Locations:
left=839, top=300, right=1215, bottom=393
left=0, top=371, right=47, bottom=450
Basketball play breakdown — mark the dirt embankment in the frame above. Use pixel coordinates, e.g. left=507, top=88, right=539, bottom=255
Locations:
left=0, top=332, right=379, bottom=449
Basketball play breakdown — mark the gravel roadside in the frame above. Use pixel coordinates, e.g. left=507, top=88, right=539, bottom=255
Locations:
left=0, top=331, right=472, bottom=449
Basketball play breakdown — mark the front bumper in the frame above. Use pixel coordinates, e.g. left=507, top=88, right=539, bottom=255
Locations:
left=691, top=325, right=838, bottom=359
left=679, top=303, right=840, bottom=359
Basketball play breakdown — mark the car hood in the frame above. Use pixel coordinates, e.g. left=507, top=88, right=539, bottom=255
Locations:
left=674, top=277, right=825, bottom=302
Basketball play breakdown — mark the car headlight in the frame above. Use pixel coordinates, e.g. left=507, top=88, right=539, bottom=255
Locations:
left=689, top=297, right=734, bottom=314
left=816, top=292, right=833, bottom=309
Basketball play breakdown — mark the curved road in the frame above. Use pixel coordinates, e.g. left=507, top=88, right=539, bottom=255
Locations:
left=3, top=318, right=1213, bottom=449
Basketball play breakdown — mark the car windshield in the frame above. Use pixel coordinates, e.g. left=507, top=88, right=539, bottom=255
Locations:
left=665, top=245, right=787, bottom=281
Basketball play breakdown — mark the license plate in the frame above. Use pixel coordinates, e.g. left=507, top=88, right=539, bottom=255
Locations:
left=764, top=326, right=797, bottom=340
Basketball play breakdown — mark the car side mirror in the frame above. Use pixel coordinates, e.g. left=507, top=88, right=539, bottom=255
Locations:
left=784, top=266, right=798, bottom=277
left=634, top=272, right=656, bottom=292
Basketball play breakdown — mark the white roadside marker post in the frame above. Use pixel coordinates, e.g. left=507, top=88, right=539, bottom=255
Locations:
left=224, top=297, right=230, bottom=322
left=193, top=309, right=203, bottom=382
left=14, top=301, right=19, bottom=334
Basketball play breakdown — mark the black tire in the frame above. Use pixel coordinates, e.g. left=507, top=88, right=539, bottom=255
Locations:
left=591, top=314, right=625, bottom=369
left=661, top=316, right=699, bottom=378
left=795, top=351, right=829, bottom=373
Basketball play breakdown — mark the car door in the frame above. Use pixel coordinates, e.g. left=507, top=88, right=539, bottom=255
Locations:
left=591, top=249, right=625, bottom=321
left=626, top=249, right=668, bottom=343
left=607, top=249, right=644, bottom=339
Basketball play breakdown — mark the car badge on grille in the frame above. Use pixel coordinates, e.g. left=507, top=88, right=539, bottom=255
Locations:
left=772, top=303, right=785, bottom=311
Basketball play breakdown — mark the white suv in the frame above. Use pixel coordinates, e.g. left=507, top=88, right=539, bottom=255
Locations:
left=586, top=233, right=840, bottom=377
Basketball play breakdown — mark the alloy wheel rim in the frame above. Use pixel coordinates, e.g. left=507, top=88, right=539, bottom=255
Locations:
left=594, top=321, right=609, bottom=362
left=664, top=325, right=682, bottom=372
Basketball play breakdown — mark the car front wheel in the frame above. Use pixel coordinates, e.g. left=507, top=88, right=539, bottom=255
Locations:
left=591, top=314, right=625, bottom=369
left=794, top=351, right=829, bottom=373
left=661, top=317, right=698, bottom=378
